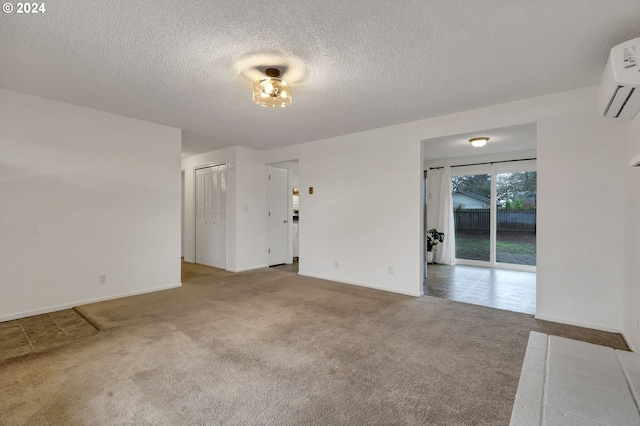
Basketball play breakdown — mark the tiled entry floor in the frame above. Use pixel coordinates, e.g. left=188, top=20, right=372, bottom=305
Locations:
left=272, top=259, right=299, bottom=273
left=0, top=309, right=98, bottom=362
left=424, top=264, right=536, bottom=315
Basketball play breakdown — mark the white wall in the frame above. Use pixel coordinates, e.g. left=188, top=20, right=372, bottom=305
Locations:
left=181, top=170, right=185, bottom=257
left=536, top=95, right=627, bottom=332
left=4, top=83, right=629, bottom=335
left=234, top=146, right=268, bottom=271
left=0, top=89, right=182, bottom=321
left=182, top=137, right=425, bottom=298
left=263, top=132, right=424, bottom=297
left=183, top=86, right=630, bottom=333
left=267, top=86, right=627, bottom=331
left=418, top=87, right=627, bottom=332
left=623, top=115, right=640, bottom=350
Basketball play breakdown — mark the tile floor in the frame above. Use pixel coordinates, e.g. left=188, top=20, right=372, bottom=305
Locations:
left=0, top=309, right=98, bottom=362
left=424, top=264, right=536, bottom=314
left=272, top=261, right=535, bottom=314
left=272, top=260, right=299, bottom=273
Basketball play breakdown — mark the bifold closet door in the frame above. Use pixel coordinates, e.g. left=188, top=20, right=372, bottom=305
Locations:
left=195, top=165, right=226, bottom=269
left=211, top=165, right=226, bottom=269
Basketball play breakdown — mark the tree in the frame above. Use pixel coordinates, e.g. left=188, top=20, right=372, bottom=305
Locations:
left=451, top=174, right=490, bottom=198
left=451, top=171, right=536, bottom=209
left=496, top=171, right=537, bottom=207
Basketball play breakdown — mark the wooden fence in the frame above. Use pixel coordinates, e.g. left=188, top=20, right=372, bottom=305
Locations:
left=454, top=209, right=536, bottom=232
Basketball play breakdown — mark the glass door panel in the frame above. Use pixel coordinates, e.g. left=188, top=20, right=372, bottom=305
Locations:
left=451, top=174, right=491, bottom=262
left=496, top=171, right=537, bottom=266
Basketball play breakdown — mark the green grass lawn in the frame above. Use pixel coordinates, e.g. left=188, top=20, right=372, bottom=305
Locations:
left=453, top=231, right=536, bottom=266
left=496, top=241, right=535, bottom=254
left=454, top=235, right=490, bottom=261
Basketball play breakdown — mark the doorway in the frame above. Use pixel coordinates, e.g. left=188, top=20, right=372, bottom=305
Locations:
left=422, top=123, right=537, bottom=314
left=195, top=164, right=227, bottom=269
left=267, top=166, right=288, bottom=266
left=266, top=160, right=300, bottom=269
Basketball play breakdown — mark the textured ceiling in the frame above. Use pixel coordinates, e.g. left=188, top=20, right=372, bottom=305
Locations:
left=1, top=1, right=639, bottom=157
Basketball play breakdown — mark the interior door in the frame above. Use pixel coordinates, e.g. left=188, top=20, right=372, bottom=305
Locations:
left=195, top=165, right=227, bottom=269
left=195, top=167, right=211, bottom=265
left=210, top=164, right=227, bottom=269
left=267, top=166, right=288, bottom=266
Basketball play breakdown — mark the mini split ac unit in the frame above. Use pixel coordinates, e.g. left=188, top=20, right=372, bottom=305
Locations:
left=599, top=37, right=640, bottom=120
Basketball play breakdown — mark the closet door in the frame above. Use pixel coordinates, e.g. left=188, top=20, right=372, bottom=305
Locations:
left=195, top=167, right=212, bottom=265
left=213, top=164, right=227, bottom=268
left=195, top=165, right=227, bottom=269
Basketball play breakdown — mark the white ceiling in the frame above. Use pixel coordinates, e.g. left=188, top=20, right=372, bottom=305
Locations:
left=423, top=123, right=537, bottom=161
left=1, top=1, right=639, bottom=157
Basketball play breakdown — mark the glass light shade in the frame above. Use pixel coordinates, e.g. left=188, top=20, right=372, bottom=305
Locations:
left=252, top=77, right=292, bottom=108
left=469, top=137, right=489, bottom=147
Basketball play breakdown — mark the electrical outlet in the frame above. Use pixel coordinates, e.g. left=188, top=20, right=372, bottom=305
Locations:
left=388, top=265, right=394, bottom=275
left=99, top=274, right=107, bottom=285
left=334, top=261, right=339, bottom=269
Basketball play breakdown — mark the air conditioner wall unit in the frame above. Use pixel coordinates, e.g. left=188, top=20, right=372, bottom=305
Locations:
left=599, top=37, right=640, bottom=120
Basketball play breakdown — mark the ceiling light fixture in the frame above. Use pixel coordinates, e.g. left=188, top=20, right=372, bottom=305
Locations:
left=469, top=137, right=489, bottom=148
left=252, top=68, right=292, bottom=108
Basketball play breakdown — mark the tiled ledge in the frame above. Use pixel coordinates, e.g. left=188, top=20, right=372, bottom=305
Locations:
left=511, top=331, right=640, bottom=425
left=0, top=309, right=98, bottom=362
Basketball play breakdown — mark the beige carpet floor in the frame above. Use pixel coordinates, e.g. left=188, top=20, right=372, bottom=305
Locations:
left=0, top=262, right=628, bottom=425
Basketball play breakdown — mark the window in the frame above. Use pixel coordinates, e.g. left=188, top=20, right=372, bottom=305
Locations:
left=451, top=164, right=536, bottom=271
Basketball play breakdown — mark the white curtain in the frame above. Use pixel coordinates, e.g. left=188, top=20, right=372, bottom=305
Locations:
left=436, top=166, right=456, bottom=265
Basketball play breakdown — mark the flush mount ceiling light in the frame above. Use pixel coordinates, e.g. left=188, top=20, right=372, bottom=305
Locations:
left=469, top=137, right=489, bottom=148
left=252, top=68, right=292, bottom=108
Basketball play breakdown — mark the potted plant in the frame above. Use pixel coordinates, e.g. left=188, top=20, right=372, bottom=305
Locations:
left=426, top=228, right=445, bottom=263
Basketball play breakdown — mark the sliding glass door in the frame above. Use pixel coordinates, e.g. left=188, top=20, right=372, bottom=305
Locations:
left=452, top=174, right=491, bottom=262
left=451, top=165, right=536, bottom=271
left=496, top=171, right=537, bottom=266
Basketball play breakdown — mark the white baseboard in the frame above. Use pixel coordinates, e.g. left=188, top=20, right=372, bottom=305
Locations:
left=0, top=282, right=182, bottom=322
left=182, top=260, right=267, bottom=273
left=228, top=264, right=268, bottom=273
left=535, top=312, right=622, bottom=334
left=299, top=273, right=421, bottom=297
left=622, top=330, right=637, bottom=352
